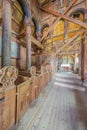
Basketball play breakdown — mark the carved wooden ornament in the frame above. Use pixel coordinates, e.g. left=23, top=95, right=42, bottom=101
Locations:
left=0, top=66, right=18, bottom=88
left=30, top=66, right=36, bottom=77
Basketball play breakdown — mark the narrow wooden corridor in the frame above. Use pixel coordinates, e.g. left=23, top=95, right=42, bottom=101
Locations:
left=18, top=73, right=87, bottom=130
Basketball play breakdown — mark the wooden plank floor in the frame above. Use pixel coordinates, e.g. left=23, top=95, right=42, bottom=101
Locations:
left=18, top=73, right=87, bottom=130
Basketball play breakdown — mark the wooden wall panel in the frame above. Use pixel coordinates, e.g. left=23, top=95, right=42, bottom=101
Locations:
left=31, top=56, right=36, bottom=66
left=54, top=20, right=64, bottom=35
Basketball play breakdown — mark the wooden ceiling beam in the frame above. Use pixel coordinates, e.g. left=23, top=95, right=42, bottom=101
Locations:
left=56, top=37, right=82, bottom=52
left=32, top=37, right=81, bottom=56
left=43, top=29, right=84, bottom=64
left=59, top=50, right=80, bottom=55
left=31, top=35, right=44, bottom=49
left=60, top=41, right=80, bottom=52
left=41, top=7, right=87, bottom=29
left=32, top=53, right=53, bottom=56
left=40, top=0, right=78, bottom=42
left=19, top=36, right=44, bottom=49
left=46, top=28, right=81, bottom=41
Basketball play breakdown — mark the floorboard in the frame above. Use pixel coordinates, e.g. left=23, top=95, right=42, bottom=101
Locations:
left=17, top=73, right=87, bottom=130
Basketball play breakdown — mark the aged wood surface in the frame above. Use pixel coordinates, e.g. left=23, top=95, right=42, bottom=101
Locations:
left=26, top=25, right=31, bottom=71
left=43, top=30, right=84, bottom=65
left=17, top=73, right=87, bottom=130
left=40, top=0, right=78, bottom=41
left=41, top=7, right=87, bottom=29
left=2, top=0, right=12, bottom=66
left=31, top=35, right=44, bottom=49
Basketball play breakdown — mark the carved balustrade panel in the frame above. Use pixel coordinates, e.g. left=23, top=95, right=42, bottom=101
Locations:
left=0, top=66, right=18, bottom=129
left=0, top=66, right=18, bottom=88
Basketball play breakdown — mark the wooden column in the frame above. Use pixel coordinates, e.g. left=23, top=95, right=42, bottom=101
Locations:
left=2, top=0, right=12, bottom=66
left=74, top=53, right=78, bottom=72
left=26, top=22, right=31, bottom=71
left=79, top=42, right=82, bottom=76
left=81, top=39, right=85, bottom=82
left=57, top=54, right=60, bottom=71
left=82, top=13, right=87, bottom=85
left=64, top=21, right=68, bottom=43
left=83, top=30, right=87, bottom=84
left=64, top=0, right=66, bottom=7
left=55, top=0, right=58, bottom=11
left=85, top=0, right=87, bottom=9
left=36, top=31, right=41, bottom=41
left=36, top=26, right=42, bottom=68
left=0, top=93, right=5, bottom=130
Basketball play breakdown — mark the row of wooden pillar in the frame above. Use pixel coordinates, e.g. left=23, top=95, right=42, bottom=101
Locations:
left=2, top=0, right=31, bottom=71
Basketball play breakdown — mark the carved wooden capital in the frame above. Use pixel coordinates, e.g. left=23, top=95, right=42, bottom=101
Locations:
left=0, top=66, right=18, bottom=88
left=30, top=66, right=36, bottom=77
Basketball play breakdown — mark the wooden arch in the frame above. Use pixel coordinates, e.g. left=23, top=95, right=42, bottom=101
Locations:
left=41, top=23, right=49, bottom=33
left=32, top=17, right=39, bottom=32
left=17, top=0, right=30, bottom=20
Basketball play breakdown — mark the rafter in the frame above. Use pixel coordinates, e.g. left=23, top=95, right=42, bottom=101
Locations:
left=43, top=29, right=84, bottom=65
left=31, top=35, right=44, bottom=49
left=60, top=41, right=80, bottom=52
left=40, top=0, right=78, bottom=42
left=17, top=31, right=44, bottom=49
left=59, top=50, right=80, bottom=55
left=41, top=7, right=87, bottom=29
left=45, top=28, right=81, bottom=41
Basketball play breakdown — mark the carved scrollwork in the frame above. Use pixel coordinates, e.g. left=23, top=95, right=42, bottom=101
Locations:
left=30, top=66, right=36, bottom=77
left=0, top=66, right=18, bottom=88
left=46, top=65, right=52, bottom=73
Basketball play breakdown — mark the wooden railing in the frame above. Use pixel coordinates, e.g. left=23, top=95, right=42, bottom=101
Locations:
left=0, top=64, right=57, bottom=129
left=0, top=66, right=18, bottom=130
left=16, top=64, right=54, bottom=122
